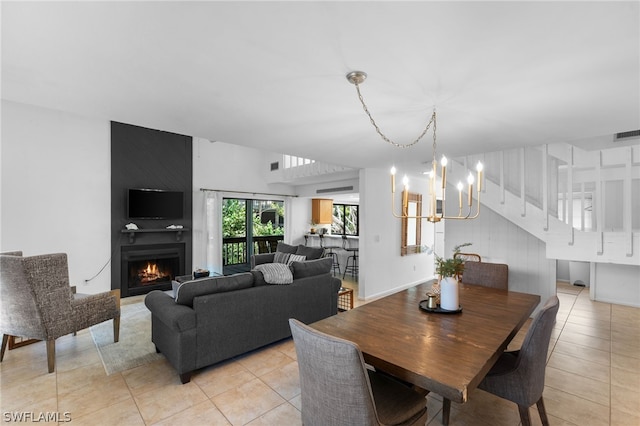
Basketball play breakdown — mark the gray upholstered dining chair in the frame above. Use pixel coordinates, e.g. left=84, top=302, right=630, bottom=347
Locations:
left=461, top=260, right=509, bottom=289
left=478, top=295, right=559, bottom=426
left=289, top=318, right=428, bottom=426
left=0, top=252, right=120, bottom=373
left=440, top=259, right=510, bottom=424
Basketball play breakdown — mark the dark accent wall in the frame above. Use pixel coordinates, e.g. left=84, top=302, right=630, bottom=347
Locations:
left=111, top=122, right=193, bottom=296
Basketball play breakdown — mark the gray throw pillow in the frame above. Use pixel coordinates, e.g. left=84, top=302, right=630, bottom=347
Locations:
left=274, top=251, right=291, bottom=264
left=275, top=242, right=298, bottom=254
left=290, top=257, right=332, bottom=279
left=295, top=245, right=324, bottom=260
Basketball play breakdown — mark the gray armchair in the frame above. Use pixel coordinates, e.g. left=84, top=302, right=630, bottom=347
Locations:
left=0, top=252, right=120, bottom=373
left=289, top=319, right=428, bottom=426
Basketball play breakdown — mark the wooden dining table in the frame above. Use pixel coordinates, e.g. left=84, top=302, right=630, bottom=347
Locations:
left=310, top=281, right=540, bottom=422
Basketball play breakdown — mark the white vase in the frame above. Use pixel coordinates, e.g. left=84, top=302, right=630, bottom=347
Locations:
left=440, top=276, right=459, bottom=311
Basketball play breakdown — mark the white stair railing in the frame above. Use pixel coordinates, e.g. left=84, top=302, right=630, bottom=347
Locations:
left=450, top=142, right=639, bottom=266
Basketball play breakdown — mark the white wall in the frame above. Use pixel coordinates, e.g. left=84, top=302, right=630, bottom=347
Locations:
left=1, top=101, right=111, bottom=293
left=443, top=197, right=556, bottom=307
left=191, top=138, right=297, bottom=269
left=359, top=168, right=435, bottom=300
left=592, top=263, right=640, bottom=307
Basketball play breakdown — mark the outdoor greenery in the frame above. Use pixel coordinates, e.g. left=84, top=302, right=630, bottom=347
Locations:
left=331, top=204, right=358, bottom=235
left=222, top=199, right=284, bottom=266
left=222, top=199, right=284, bottom=238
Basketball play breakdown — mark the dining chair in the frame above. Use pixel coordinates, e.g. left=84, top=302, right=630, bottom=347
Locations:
left=0, top=252, right=120, bottom=373
left=460, top=260, right=509, bottom=290
left=440, top=259, right=510, bottom=424
left=478, top=295, right=559, bottom=426
left=289, top=318, right=428, bottom=426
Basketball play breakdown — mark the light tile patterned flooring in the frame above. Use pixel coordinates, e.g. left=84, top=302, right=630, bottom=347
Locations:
left=1, top=281, right=638, bottom=425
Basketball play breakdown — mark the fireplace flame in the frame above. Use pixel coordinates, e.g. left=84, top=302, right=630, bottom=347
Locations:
left=138, top=261, right=170, bottom=284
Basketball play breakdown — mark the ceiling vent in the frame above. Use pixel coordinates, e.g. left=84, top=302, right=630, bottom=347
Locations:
left=270, top=162, right=279, bottom=171
left=614, top=130, right=640, bottom=141
left=316, top=186, right=354, bottom=194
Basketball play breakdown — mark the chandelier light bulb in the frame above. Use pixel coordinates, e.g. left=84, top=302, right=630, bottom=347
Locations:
left=476, top=162, right=483, bottom=172
left=440, top=156, right=448, bottom=167
left=402, top=175, right=409, bottom=187
left=456, top=181, right=464, bottom=191
left=390, top=166, right=397, bottom=175
left=467, top=173, right=475, bottom=185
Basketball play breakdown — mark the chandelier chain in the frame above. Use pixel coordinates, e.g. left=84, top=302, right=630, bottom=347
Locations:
left=354, top=83, right=435, bottom=149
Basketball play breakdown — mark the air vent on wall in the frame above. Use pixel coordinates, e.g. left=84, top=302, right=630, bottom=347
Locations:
left=614, top=130, right=640, bottom=141
left=316, top=186, right=354, bottom=194
left=270, top=162, right=279, bottom=171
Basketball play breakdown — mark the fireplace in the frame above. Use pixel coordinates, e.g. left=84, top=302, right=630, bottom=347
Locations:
left=121, top=243, right=185, bottom=297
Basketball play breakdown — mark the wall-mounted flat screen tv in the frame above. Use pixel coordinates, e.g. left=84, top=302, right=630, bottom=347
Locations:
left=128, top=188, right=184, bottom=219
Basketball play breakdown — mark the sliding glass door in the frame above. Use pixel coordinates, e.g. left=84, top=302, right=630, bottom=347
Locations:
left=222, top=198, right=284, bottom=274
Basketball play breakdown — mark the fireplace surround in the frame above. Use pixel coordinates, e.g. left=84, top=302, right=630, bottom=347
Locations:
left=111, top=122, right=193, bottom=297
left=121, top=243, right=185, bottom=297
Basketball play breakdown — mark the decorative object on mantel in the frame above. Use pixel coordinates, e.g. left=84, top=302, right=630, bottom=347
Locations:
left=346, top=71, right=485, bottom=223
left=125, top=222, right=139, bottom=230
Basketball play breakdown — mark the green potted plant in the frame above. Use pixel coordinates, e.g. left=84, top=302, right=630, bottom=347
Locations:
left=434, top=243, right=472, bottom=311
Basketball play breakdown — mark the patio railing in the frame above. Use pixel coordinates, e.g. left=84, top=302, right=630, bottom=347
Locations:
left=222, top=235, right=284, bottom=266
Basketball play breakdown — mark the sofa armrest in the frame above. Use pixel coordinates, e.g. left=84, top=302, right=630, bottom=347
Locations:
left=251, top=253, right=275, bottom=269
left=145, top=290, right=196, bottom=331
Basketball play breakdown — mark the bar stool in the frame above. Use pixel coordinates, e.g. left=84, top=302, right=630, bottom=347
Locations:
left=319, top=234, right=341, bottom=275
left=342, top=235, right=358, bottom=279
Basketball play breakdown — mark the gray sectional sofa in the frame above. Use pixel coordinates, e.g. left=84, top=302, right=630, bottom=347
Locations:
left=144, top=256, right=340, bottom=383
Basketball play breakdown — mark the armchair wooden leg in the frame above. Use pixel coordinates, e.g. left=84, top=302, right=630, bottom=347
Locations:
left=46, top=339, right=56, bottom=373
left=1, top=334, right=8, bottom=362
left=536, top=397, right=549, bottom=426
left=518, top=404, right=532, bottom=426
left=442, top=398, right=451, bottom=425
left=113, top=314, right=120, bottom=343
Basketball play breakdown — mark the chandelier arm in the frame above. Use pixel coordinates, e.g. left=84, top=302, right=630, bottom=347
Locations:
left=354, top=83, right=434, bottom=149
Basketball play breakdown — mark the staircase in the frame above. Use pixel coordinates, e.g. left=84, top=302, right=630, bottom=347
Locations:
left=448, top=142, right=640, bottom=266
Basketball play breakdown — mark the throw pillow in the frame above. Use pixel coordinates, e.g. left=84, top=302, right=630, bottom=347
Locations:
left=295, top=244, right=324, bottom=260
left=253, top=263, right=293, bottom=285
left=287, top=254, right=306, bottom=265
left=275, top=242, right=298, bottom=254
left=290, top=257, right=333, bottom=279
left=273, top=251, right=291, bottom=264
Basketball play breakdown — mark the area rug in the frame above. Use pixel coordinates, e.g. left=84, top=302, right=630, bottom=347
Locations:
left=90, top=302, right=163, bottom=375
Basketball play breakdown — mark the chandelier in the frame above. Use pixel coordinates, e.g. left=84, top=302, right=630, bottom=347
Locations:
left=346, top=70, right=483, bottom=222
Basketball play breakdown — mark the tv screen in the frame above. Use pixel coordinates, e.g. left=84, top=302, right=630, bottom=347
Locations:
left=128, top=189, right=184, bottom=219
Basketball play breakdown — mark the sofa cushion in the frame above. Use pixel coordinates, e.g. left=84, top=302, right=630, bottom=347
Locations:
left=290, top=257, right=332, bottom=279
left=253, top=263, right=294, bottom=285
left=174, top=273, right=254, bottom=306
left=275, top=242, right=298, bottom=254
left=295, top=245, right=324, bottom=260
left=250, top=270, right=268, bottom=287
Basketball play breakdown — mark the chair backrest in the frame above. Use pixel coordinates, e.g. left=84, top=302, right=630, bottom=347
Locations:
left=0, top=253, right=74, bottom=340
left=1, top=254, right=46, bottom=339
left=515, top=295, right=560, bottom=404
left=461, top=261, right=508, bottom=290
left=289, top=319, right=379, bottom=426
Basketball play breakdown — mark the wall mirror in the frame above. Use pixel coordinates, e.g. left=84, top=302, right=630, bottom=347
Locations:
left=401, top=191, right=422, bottom=256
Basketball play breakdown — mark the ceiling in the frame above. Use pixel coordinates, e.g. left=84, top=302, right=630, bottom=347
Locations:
left=2, top=1, right=639, bottom=171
